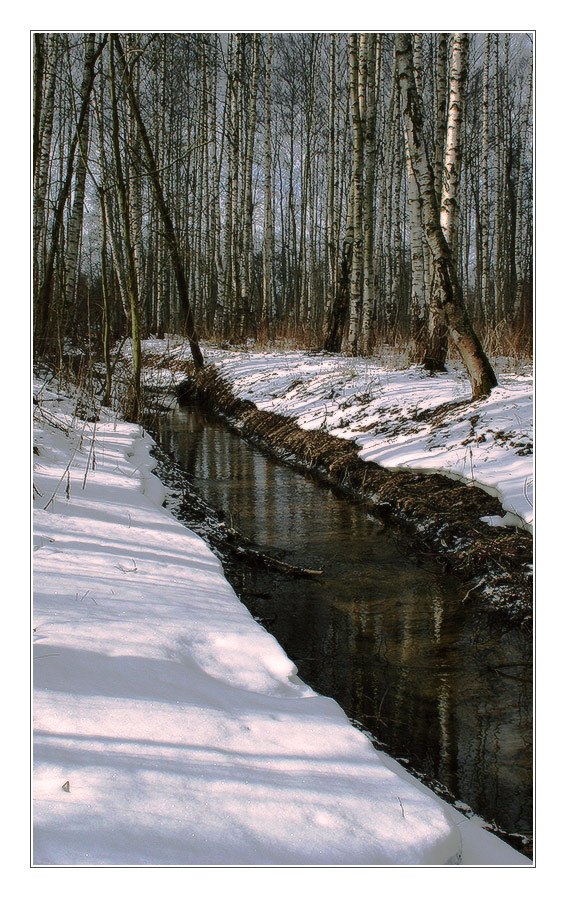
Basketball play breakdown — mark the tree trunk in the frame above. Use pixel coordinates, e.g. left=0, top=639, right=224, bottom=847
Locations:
left=262, top=33, right=275, bottom=328
left=481, top=34, right=492, bottom=324
left=347, top=33, right=364, bottom=353
left=35, top=34, right=107, bottom=357
left=238, top=33, right=259, bottom=339
left=33, top=34, right=59, bottom=306
left=360, top=33, right=379, bottom=355
left=324, top=180, right=354, bottom=352
left=440, top=34, right=469, bottom=249
left=64, top=35, right=95, bottom=324
left=33, top=33, right=45, bottom=181
left=113, top=34, right=203, bottom=370
left=395, top=33, right=497, bottom=400
left=109, top=35, right=142, bottom=420
left=325, top=33, right=339, bottom=334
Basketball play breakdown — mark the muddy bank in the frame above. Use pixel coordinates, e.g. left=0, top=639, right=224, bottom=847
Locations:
left=179, top=365, right=532, bottom=625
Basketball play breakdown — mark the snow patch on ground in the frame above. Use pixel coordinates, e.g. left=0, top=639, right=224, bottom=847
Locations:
left=144, top=341, right=532, bottom=531
left=33, top=372, right=529, bottom=866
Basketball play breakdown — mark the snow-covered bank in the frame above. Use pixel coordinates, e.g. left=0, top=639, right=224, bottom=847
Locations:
left=32, top=374, right=529, bottom=866
left=144, top=341, right=532, bottom=532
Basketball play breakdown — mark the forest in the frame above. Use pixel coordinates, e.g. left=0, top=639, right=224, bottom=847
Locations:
left=32, top=31, right=535, bottom=866
left=32, top=32, right=533, bottom=415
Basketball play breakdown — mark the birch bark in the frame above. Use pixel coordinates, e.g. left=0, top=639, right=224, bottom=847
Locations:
left=113, top=34, right=203, bottom=370
left=33, top=34, right=59, bottom=301
left=347, top=33, right=364, bottom=353
left=440, top=34, right=469, bottom=250
left=261, top=34, right=275, bottom=327
left=360, top=33, right=378, bottom=354
left=109, top=35, right=142, bottom=419
left=238, top=33, right=259, bottom=338
left=395, top=33, right=497, bottom=399
left=481, top=34, right=492, bottom=324
left=64, top=35, right=95, bottom=322
left=35, top=35, right=106, bottom=356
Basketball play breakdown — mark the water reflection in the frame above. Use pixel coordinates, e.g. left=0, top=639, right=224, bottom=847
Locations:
left=152, top=403, right=532, bottom=843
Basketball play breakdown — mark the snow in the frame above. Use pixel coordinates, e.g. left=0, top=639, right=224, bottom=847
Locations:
left=32, top=370, right=530, bottom=866
left=144, top=340, right=533, bottom=532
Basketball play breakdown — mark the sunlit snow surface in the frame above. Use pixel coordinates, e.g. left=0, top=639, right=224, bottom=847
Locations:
left=146, top=342, right=532, bottom=531
left=33, top=367, right=530, bottom=866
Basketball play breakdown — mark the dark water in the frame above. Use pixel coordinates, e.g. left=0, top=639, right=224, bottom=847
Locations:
left=150, top=401, right=533, bottom=852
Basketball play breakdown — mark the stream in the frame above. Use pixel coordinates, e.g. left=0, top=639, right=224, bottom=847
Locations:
left=146, top=398, right=533, bottom=856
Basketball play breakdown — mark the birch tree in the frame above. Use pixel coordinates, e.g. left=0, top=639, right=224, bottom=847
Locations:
left=395, top=32, right=497, bottom=399
left=360, top=33, right=379, bottom=354
left=35, top=34, right=107, bottom=356
left=262, top=33, right=276, bottom=327
left=109, top=34, right=142, bottom=420
left=347, top=33, right=364, bottom=352
left=64, top=35, right=95, bottom=332
left=112, top=34, right=203, bottom=370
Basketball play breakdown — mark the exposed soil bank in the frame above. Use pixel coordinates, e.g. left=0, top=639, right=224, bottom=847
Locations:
left=180, top=365, right=532, bottom=625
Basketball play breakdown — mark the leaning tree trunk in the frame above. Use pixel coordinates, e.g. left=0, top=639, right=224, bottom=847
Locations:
left=395, top=33, right=497, bottom=400
left=113, top=34, right=203, bottom=370
left=427, top=31, right=471, bottom=372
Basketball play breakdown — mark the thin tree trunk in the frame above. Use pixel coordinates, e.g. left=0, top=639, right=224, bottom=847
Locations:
left=360, top=33, right=378, bottom=355
left=347, top=33, right=364, bottom=353
left=324, top=179, right=354, bottom=352
left=262, top=33, right=275, bottom=327
left=109, top=35, right=142, bottom=420
left=404, top=107, right=427, bottom=357
left=493, top=34, right=504, bottom=324
left=481, top=34, right=492, bottom=324
left=434, top=34, right=449, bottom=204
left=238, top=33, right=259, bottom=338
left=113, top=34, right=203, bottom=370
left=33, top=33, right=45, bottom=181
left=64, top=34, right=95, bottom=324
left=515, top=56, right=532, bottom=330
left=33, top=34, right=59, bottom=303
left=35, top=34, right=107, bottom=356
left=127, top=35, right=146, bottom=323
left=325, top=33, right=338, bottom=333
left=99, top=190, right=113, bottom=406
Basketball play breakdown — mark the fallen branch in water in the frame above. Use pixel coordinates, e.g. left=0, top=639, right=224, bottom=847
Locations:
left=233, top=544, right=322, bottom=577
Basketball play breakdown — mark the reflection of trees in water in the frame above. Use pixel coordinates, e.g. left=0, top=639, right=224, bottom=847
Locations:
left=156, top=402, right=532, bottom=841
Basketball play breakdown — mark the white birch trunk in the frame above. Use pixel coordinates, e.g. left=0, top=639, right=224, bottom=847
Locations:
left=262, top=33, right=275, bottom=326
left=395, top=32, right=497, bottom=399
left=481, top=34, right=492, bottom=324
left=347, top=33, right=364, bottom=353
left=238, top=33, right=259, bottom=338
left=360, top=33, right=378, bottom=354
left=33, top=34, right=59, bottom=298
left=440, top=34, right=469, bottom=250
left=64, top=35, right=95, bottom=321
